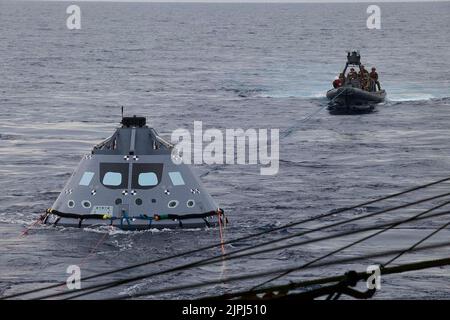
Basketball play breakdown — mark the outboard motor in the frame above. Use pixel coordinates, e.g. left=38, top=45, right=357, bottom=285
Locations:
left=347, top=51, right=361, bottom=65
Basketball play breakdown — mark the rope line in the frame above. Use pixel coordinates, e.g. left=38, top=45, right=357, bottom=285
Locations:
left=217, top=210, right=226, bottom=255
left=283, top=88, right=348, bottom=138
left=41, top=199, right=450, bottom=300
left=106, top=241, right=450, bottom=300
left=29, top=192, right=450, bottom=300
left=80, top=227, right=113, bottom=267
left=383, top=220, right=450, bottom=267
left=20, top=213, right=47, bottom=237
left=282, top=104, right=327, bottom=138
left=5, top=176, right=450, bottom=300
left=56, top=207, right=450, bottom=300
left=250, top=199, right=450, bottom=290
left=206, top=255, right=450, bottom=300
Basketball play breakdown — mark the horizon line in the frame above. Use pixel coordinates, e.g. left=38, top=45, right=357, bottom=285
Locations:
left=8, top=0, right=450, bottom=3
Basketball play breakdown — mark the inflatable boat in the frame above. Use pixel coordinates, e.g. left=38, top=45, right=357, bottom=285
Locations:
left=326, top=87, right=386, bottom=114
left=327, top=51, right=386, bottom=114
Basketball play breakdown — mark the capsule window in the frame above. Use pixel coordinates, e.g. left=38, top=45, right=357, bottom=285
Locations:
left=168, top=200, right=179, bottom=208
left=131, top=163, right=163, bottom=189
left=82, top=200, right=91, bottom=209
left=187, top=200, right=195, bottom=208
left=79, top=172, right=95, bottom=186
left=103, top=172, right=122, bottom=186
left=138, top=172, right=158, bottom=187
left=100, top=163, right=129, bottom=189
left=68, top=200, right=75, bottom=208
left=168, top=171, right=185, bottom=186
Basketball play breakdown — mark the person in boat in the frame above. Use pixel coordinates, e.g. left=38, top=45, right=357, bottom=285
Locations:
left=370, top=67, right=381, bottom=91
left=356, top=65, right=370, bottom=91
left=332, top=73, right=345, bottom=88
left=332, top=77, right=341, bottom=89
left=348, top=68, right=358, bottom=80
left=339, top=73, right=346, bottom=85
left=361, top=76, right=370, bottom=91
left=358, top=65, right=369, bottom=78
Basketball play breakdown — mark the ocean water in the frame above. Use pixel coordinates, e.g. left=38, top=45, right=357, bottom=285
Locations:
left=1, top=1, right=450, bottom=299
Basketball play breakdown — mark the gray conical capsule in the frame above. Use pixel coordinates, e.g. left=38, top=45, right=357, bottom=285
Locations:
left=44, top=116, right=225, bottom=230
